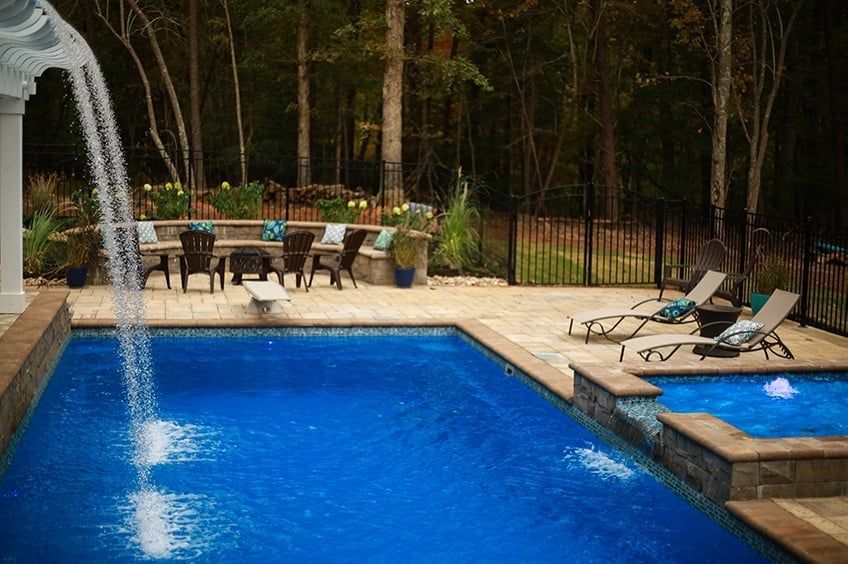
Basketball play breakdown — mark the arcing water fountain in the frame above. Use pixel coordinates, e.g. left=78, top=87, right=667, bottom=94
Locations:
left=1, top=1, right=180, bottom=556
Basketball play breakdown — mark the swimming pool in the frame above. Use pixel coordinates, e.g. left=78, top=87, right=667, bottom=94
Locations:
left=649, top=373, right=848, bottom=438
left=0, top=330, right=768, bottom=561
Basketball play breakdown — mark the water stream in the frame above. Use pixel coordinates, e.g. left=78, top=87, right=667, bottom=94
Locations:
left=41, top=3, right=190, bottom=557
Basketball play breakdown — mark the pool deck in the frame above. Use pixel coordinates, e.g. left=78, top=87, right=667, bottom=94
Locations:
left=3, top=272, right=848, bottom=561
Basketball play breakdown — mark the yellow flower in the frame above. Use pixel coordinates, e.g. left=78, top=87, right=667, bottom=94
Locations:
left=359, top=200, right=368, bottom=209
left=165, top=182, right=173, bottom=191
left=392, top=206, right=401, bottom=215
left=221, top=181, right=230, bottom=191
left=401, top=203, right=410, bottom=212
left=140, top=213, right=147, bottom=220
left=174, top=182, right=182, bottom=191
left=177, top=190, right=184, bottom=196
left=91, top=188, right=99, bottom=196
left=143, top=183, right=152, bottom=192
left=425, top=211, right=434, bottom=219
left=347, top=200, right=356, bottom=208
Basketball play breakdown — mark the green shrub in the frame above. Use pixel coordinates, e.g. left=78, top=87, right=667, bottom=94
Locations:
left=210, top=180, right=265, bottom=219
left=432, top=175, right=481, bottom=273
left=316, top=197, right=368, bottom=223
left=23, top=207, right=64, bottom=277
left=146, top=181, right=190, bottom=219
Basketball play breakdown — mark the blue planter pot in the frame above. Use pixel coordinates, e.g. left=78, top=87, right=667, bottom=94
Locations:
left=394, top=267, right=415, bottom=288
left=66, top=266, right=88, bottom=288
left=750, top=292, right=769, bottom=314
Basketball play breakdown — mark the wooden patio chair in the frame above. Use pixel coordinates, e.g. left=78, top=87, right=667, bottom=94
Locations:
left=268, top=230, right=315, bottom=291
left=178, top=230, right=226, bottom=293
left=308, top=228, right=367, bottom=290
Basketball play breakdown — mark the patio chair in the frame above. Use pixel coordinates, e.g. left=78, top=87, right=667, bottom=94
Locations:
left=659, top=239, right=727, bottom=300
left=618, top=289, right=799, bottom=361
left=713, top=244, right=764, bottom=307
left=308, top=228, right=367, bottom=290
left=267, top=230, right=315, bottom=291
left=177, top=230, right=226, bottom=293
left=115, top=225, right=171, bottom=290
left=568, top=270, right=727, bottom=343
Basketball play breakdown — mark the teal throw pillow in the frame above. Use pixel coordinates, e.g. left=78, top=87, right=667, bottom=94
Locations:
left=656, top=297, right=696, bottom=320
left=715, top=320, right=764, bottom=345
left=261, top=219, right=287, bottom=241
left=321, top=223, right=347, bottom=245
left=188, top=220, right=214, bottom=234
left=373, top=229, right=394, bottom=251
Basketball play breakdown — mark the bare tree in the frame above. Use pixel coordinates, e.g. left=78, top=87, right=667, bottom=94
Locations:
left=711, top=0, right=733, bottom=209
left=297, top=0, right=311, bottom=187
left=222, top=0, right=247, bottom=185
left=188, top=0, right=205, bottom=188
left=739, top=0, right=805, bottom=213
left=381, top=0, right=405, bottom=205
left=591, top=0, right=619, bottom=218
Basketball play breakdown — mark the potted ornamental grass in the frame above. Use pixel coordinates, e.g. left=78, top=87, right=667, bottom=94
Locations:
left=65, top=190, right=102, bottom=288
left=383, top=203, right=436, bottom=288
left=750, top=259, right=790, bottom=314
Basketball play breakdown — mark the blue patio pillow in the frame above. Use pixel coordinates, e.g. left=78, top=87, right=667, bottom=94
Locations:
left=188, top=220, right=214, bottom=234
left=321, top=223, right=347, bottom=245
left=715, top=320, right=764, bottom=345
left=261, top=219, right=287, bottom=241
left=656, top=297, right=696, bottom=321
left=373, top=229, right=394, bottom=251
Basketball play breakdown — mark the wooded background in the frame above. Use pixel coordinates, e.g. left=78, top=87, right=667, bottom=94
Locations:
left=24, top=0, right=848, bottom=223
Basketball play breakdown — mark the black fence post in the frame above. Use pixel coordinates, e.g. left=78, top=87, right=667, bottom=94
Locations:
left=800, top=215, right=812, bottom=328
left=285, top=184, right=290, bottom=221
left=507, top=195, right=519, bottom=285
left=187, top=147, right=194, bottom=220
left=654, top=197, right=666, bottom=288
left=583, top=180, right=595, bottom=286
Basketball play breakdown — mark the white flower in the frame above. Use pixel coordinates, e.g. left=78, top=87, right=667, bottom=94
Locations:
left=177, top=190, right=184, bottom=196
left=347, top=200, right=356, bottom=208
left=401, top=203, right=410, bottom=212
left=165, top=182, right=173, bottom=191
left=174, top=182, right=182, bottom=191
left=139, top=213, right=147, bottom=220
left=221, top=181, right=230, bottom=191
left=143, top=183, right=152, bottom=192
left=359, top=200, right=368, bottom=209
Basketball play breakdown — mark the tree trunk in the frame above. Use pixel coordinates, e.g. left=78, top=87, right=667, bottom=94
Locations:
left=188, top=0, right=205, bottom=189
left=222, top=0, right=247, bottom=185
left=592, top=0, right=619, bottom=219
left=710, top=0, right=733, bottom=209
left=381, top=0, right=405, bottom=206
left=297, top=1, right=311, bottom=187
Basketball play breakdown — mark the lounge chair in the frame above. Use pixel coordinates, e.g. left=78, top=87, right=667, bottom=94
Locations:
left=568, top=270, right=727, bottom=343
left=177, top=230, right=226, bottom=293
left=267, top=230, right=315, bottom=291
left=308, top=228, right=367, bottom=290
left=659, top=239, right=727, bottom=300
left=619, top=289, right=799, bottom=361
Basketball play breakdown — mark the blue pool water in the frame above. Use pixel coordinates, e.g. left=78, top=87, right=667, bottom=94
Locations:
left=0, top=332, right=765, bottom=561
left=650, top=373, right=848, bottom=438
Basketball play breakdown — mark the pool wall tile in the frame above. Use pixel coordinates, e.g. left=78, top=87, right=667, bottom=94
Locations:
left=0, top=291, right=70, bottom=460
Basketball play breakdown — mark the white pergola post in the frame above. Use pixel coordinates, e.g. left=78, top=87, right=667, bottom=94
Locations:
left=0, top=96, right=25, bottom=313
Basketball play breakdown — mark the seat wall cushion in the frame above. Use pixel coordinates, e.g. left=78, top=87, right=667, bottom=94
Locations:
left=656, top=297, right=696, bottom=320
left=137, top=221, right=158, bottom=244
left=261, top=219, right=287, bottom=241
left=715, top=320, right=764, bottom=345
left=188, top=220, right=214, bottom=234
left=321, top=223, right=347, bottom=245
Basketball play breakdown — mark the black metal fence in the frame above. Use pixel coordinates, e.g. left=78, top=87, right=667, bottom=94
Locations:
left=490, top=182, right=848, bottom=336
left=22, top=145, right=451, bottom=224
left=23, top=146, right=847, bottom=336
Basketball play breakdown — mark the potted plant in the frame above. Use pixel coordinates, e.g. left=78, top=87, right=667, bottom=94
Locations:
left=383, top=203, right=436, bottom=288
left=65, top=190, right=102, bottom=288
left=750, top=259, right=790, bottom=314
